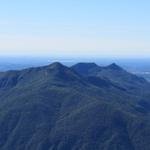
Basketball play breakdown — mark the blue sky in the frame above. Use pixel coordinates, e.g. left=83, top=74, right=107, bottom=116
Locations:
left=0, top=0, right=150, bottom=58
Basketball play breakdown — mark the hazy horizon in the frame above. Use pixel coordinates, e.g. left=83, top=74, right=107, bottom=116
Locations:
left=0, top=0, right=150, bottom=58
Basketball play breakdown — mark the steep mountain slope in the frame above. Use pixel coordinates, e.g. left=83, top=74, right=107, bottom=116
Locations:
left=0, top=62, right=149, bottom=150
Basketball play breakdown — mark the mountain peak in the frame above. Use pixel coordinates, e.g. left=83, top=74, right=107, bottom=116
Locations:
left=46, top=62, right=84, bottom=83
left=72, top=62, right=99, bottom=70
left=48, top=62, right=64, bottom=69
left=71, top=62, right=100, bottom=76
left=106, top=63, right=123, bottom=70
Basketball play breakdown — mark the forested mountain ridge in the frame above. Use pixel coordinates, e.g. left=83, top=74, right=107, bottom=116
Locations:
left=0, top=62, right=149, bottom=150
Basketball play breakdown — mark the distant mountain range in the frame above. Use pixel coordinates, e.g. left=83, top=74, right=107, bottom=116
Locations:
left=0, top=62, right=149, bottom=150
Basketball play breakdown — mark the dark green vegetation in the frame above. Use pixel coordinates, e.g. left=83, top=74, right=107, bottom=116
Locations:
left=0, top=62, right=150, bottom=150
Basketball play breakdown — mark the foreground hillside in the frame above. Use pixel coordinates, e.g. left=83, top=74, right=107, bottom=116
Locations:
left=0, top=62, right=149, bottom=150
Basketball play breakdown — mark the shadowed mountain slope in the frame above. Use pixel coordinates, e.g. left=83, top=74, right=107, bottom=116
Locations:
left=72, top=63, right=150, bottom=92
